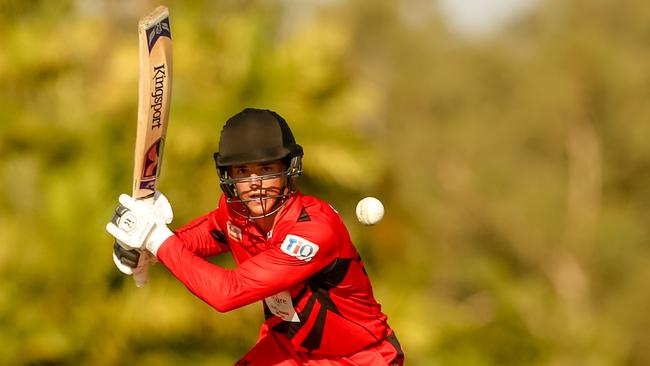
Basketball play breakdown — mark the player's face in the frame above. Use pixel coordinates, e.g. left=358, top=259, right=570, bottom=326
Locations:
left=230, top=160, right=286, bottom=217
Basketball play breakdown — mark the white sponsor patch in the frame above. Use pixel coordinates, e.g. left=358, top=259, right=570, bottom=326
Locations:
left=265, top=291, right=300, bottom=322
left=227, top=221, right=242, bottom=242
left=280, top=235, right=319, bottom=262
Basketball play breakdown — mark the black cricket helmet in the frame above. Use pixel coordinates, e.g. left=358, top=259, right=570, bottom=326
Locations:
left=213, top=108, right=303, bottom=219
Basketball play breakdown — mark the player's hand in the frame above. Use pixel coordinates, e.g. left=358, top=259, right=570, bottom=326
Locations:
left=110, top=191, right=172, bottom=275
left=106, top=193, right=173, bottom=255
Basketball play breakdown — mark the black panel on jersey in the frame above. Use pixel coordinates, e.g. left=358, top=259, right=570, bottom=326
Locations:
left=300, top=287, right=343, bottom=351
left=357, top=254, right=368, bottom=276
left=274, top=258, right=354, bottom=350
left=210, top=229, right=228, bottom=244
left=310, top=258, right=352, bottom=290
left=386, top=332, right=405, bottom=363
left=297, top=207, right=311, bottom=222
left=271, top=258, right=361, bottom=351
left=263, top=302, right=274, bottom=320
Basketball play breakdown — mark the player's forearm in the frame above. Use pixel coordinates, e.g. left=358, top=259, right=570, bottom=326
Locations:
left=173, top=214, right=229, bottom=257
left=156, top=236, right=271, bottom=312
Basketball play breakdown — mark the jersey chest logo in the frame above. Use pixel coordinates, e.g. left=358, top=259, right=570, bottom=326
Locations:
left=227, top=221, right=242, bottom=242
left=280, top=235, right=319, bottom=262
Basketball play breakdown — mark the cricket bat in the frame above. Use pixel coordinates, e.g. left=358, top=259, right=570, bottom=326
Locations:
left=126, top=6, right=173, bottom=287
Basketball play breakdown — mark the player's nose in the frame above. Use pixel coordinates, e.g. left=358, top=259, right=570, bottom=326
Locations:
left=248, top=175, right=262, bottom=189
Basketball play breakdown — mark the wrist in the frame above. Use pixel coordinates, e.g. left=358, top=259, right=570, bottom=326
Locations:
left=146, top=224, right=174, bottom=256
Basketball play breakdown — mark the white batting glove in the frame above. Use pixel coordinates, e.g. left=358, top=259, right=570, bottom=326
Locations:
left=152, top=190, right=174, bottom=224
left=106, top=194, right=173, bottom=256
left=110, top=191, right=173, bottom=275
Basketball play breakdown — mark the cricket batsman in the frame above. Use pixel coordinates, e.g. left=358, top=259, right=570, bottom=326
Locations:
left=106, top=108, right=404, bottom=365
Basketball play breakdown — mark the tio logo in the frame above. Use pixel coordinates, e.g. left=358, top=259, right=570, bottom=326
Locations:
left=281, top=235, right=319, bottom=262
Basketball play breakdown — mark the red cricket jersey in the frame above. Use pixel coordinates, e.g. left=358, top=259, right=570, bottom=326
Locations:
left=156, top=192, right=400, bottom=357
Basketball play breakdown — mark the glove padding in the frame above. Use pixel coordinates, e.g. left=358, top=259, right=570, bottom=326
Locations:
left=106, top=193, right=173, bottom=256
left=114, top=241, right=140, bottom=268
left=113, top=244, right=157, bottom=276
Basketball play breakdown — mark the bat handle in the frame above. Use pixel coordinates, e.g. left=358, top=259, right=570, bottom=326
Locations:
left=131, top=196, right=156, bottom=287
left=132, top=250, right=150, bottom=287
left=133, top=266, right=149, bottom=287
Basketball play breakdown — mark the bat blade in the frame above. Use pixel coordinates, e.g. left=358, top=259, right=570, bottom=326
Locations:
left=133, top=5, right=173, bottom=200
left=130, top=6, right=173, bottom=287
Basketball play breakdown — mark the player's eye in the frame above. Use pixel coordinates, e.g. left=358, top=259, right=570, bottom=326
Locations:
left=261, top=163, right=283, bottom=175
left=233, top=167, right=249, bottom=177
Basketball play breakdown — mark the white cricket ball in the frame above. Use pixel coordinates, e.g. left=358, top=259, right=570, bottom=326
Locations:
left=356, top=197, right=385, bottom=225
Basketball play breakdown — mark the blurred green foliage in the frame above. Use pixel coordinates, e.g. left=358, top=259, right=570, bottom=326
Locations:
left=2, top=0, right=650, bottom=365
